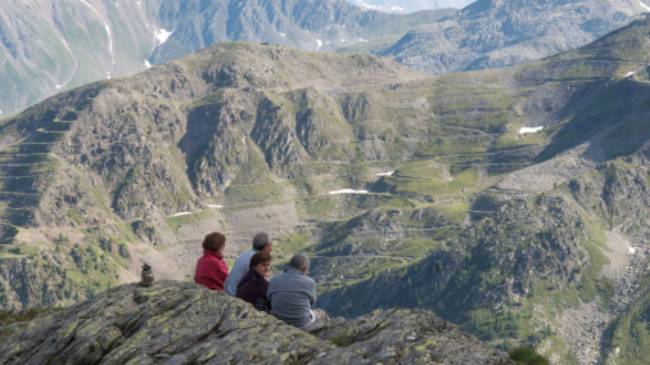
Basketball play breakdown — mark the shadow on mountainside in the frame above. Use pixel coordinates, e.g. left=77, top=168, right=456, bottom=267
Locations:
left=536, top=77, right=650, bottom=164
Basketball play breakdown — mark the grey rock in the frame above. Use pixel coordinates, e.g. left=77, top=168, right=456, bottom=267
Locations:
left=0, top=281, right=512, bottom=365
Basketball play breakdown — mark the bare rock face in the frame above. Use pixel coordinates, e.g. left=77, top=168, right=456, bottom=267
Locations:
left=0, top=281, right=512, bottom=365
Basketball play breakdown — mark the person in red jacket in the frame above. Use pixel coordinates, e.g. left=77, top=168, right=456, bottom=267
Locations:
left=194, top=232, right=229, bottom=291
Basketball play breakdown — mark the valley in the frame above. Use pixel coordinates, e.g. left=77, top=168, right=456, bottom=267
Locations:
left=2, top=4, right=650, bottom=365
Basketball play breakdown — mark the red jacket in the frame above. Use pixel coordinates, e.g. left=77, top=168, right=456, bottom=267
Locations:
left=195, top=250, right=229, bottom=291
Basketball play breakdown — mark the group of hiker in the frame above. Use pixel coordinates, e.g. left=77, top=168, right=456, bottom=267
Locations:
left=194, top=231, right=330, bottom=332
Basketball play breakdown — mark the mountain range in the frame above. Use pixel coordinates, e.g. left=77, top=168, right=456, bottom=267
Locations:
left=0, top=0, right=448, bottom=116
left=3, top=12, right=650, bottom=363
left=1, top=0, right=648, bottom=117
left=378, top=0, right=650, bottom=73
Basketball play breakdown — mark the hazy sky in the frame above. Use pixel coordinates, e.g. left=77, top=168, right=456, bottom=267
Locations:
left=347, top=0, right=474, bottom=13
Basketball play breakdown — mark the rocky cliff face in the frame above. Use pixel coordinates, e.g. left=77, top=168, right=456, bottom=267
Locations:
left=0, top=281, right=513, bottom=365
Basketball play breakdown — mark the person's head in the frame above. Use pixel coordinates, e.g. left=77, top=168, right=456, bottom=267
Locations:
left=252, top=232, right=272, bottom=255
left=288, top=253, right=310, bottom=274
left=250, top=252, right=272, bottom=277
left=202, top=232, right=226, bottom=255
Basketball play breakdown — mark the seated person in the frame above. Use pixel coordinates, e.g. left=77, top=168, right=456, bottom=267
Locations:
left=236, top=252, right=272, bottom=311
left=267, top=253, right=330, bottom=332
left=225, top=232, right=272, bottom=295
left=194, top=232, right=229, bottom=291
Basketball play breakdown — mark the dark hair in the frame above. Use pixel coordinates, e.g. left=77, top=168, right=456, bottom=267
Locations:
left=252, top=232, right=271, bottom=251
left=250, top=252, right=272, bottom=268
left=289, top=253, right=310, bottom=271
left=202, top=232, right=226, bottom=252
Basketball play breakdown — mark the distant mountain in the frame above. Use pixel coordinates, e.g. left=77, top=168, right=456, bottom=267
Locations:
left=377, top=0, right=650, bottom=73
left=2, top=0, right=648, bottom=116
left=345, top=0, right=474, bottom=12
left=0, top=0, right=449, bottom=116
left=0, top=0, right=160, bottom=116
left=4, top=13, right=650, bottom=362
left=150, top=0, right=451, bottom=64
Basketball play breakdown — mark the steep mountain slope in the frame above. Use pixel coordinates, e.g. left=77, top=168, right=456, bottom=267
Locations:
left=0, top=0, right=160, bottom=116
left=0, top=282, right=513, bottom=364
left=3, top=15, right=650, bottom=364
left=377, top=0, right=649, bottom=74
left=0, top=0, right=450, bottom=116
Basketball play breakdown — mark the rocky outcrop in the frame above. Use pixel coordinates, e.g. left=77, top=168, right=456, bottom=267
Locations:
left=0, top=281, right=512, bottom=365
left=319, top=193, right=591, bottom=319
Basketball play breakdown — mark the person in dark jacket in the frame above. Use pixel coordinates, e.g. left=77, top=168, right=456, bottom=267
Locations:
left=268, top=253, right=330, bottom=331
left=194, top=232, right=229, bottom=291
left=225, top=232, right=272, bottom=295
left=236, top=252, right=272, bottom=311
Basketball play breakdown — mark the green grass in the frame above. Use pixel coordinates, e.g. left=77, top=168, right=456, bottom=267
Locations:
left=273, top=231, right=314, bottom=263
left=509, top=347, right=550, bottom=365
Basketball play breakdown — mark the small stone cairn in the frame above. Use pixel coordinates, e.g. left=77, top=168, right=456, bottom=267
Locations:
left=140, top=262, right=155, bottom=287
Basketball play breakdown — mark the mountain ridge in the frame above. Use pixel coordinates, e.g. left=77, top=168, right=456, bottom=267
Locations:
left=3, top=14, right=650, bottom=364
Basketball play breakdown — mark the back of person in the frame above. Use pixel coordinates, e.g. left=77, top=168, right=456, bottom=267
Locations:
left=194, top=232, right=229, bottom=291
left=268, top=266, right=316, bottom=328
left=225, top=250, right=255, bottom=295
left=236, top=253, right=272, bottom=312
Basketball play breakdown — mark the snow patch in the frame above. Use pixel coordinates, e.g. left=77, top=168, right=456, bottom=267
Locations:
left=625, top=71, right=636, bottom=78
left=155, top=28, right=173, bottom=45
left=144, top=59, right=152, bottom=69
left=206, top=204, right=224, bottom=209
left=354, top=1, right=406, bottom=13
left=357, top=38, right=369, bottom=43
left=169, top=211, right=192, bottom=217
left=0, top=110, right=3, bottom=115
left=518, top=126, right=544, bottom=135
left=55, top=85, right=62, bottom=89
left=628, top=246, right=638, bottom=255
left=56, top=35, right=77, bottom=90
left=640, top=1, right=650, bottom=12
left=279, top=32, right=286, bottom=37
left=316, top=39, right=323, bottom=50
left=329, top=189, right=369, bottom=195
left=376, top=170, right=395, bottom=177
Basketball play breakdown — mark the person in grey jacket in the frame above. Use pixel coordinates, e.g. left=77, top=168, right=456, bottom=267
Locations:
left=267, top=253, right=330, bottom=332
left=224, top=232, right=272, bottom=295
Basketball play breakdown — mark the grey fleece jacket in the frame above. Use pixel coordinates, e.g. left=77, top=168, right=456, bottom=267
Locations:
left=267, top=267, right=316, bottom=327
left=224, top=250, right=256, bottom=295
